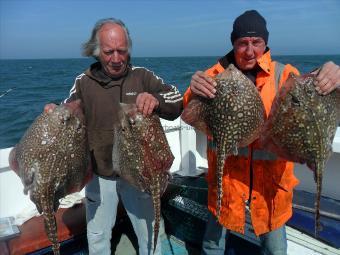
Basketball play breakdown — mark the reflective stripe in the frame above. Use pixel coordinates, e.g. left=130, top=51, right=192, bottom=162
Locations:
left=207, top=139, right=216, bottom=150
left=238, top=147, right=249, bottom=156
left=208, top=140, right=277, bottom=160
left=274, top=61, right=285, bottom=93
left=239, top=147, right=277, bottom=160
left=253, top=150, right=277, bottom=160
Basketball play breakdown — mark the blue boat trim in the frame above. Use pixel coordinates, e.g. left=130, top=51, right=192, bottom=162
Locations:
left=289, top=189, right=340, bottom=248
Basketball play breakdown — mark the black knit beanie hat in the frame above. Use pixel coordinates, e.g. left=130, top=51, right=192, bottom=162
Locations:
left=230, top=10, right=269, bottom=45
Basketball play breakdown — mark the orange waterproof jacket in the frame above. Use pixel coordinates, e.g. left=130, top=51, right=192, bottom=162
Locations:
left=183, top=50, right=301, bottom=235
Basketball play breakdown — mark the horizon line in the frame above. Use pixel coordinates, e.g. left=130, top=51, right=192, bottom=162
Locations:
left=1, top=53, right=340, bottom=61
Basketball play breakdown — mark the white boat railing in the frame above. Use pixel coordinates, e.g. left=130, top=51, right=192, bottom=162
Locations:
left=1, top=119, right=340, bottom=217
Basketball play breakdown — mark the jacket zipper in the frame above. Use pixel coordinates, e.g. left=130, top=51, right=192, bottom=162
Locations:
left=248, top=146, right=254, bottom=205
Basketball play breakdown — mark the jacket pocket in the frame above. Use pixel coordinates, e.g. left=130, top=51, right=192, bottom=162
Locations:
left=86, top=191, right=101, bottom=204
left=88, top=129, right=114, bottom=176
left=93, top=145, right=114, bottom=176
left=272, top=166, right=299, bottom=192
left=85, top=177, right=102, bottom=204
left=271, top=166, right=298, bottom=218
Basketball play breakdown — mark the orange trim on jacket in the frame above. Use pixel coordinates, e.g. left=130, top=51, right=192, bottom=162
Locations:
left=183, top=50, right=301, bottom=235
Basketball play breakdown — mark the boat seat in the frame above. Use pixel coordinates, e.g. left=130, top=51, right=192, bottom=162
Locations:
left=1, top=203, right=86, bottom=255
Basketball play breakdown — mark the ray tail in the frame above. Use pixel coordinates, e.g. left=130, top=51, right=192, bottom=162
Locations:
left=216, top=146, right=226, bottom=220
left=151, top=175, right=161, bottom=254
left=41, top=192, right=60, bottom=255
left=314, top=161, right=324, bottom=237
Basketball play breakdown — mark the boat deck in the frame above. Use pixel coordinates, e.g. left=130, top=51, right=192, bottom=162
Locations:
left=0, top=202, right=262, bottom=255
left=1, top=174, right=339, bottom=255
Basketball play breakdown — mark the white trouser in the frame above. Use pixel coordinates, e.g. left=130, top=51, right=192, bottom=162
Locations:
left=85, top=174, right=163, bottom=255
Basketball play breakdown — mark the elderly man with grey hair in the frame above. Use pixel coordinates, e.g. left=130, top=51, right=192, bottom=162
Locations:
left=64, top=18, right=183, bottom=254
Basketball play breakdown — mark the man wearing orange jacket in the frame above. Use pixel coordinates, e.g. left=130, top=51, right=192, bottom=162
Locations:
left=183, top=10, right=340, bottom=255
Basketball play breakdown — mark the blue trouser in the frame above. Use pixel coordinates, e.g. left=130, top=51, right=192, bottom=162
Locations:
left=202, top=211, right=287, bottom=255
left=85, top=174, right=162, bottom=255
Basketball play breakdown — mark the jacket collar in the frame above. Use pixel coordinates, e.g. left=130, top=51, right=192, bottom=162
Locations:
left=218, top=47, right=272, bottom=76
left=85, top=62, right=130, bottom=88
left=256, top=49, right=272, bottom=75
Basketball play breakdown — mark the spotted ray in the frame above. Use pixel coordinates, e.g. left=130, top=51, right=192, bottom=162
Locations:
left=112, top=103, right=173, bottom=253
left=182, top=64, right=265, bottom=219
left=261, top=72, right=340, bottom=236
left=9, top=100, right=91, bottom=255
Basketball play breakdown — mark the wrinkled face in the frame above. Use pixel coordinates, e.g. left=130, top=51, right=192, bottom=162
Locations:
left=233, top=37, right=266, bottom=71
left=98, top=23, right=129, bottom=78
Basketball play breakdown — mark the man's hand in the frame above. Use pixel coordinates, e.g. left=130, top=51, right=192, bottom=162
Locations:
left=136, top=92, right=159, bottom=116
left=190, top=71, right=217, bottom=98
left=44, top=103, right=57, bottom=113
left=314, top=61, right=340, bottom=95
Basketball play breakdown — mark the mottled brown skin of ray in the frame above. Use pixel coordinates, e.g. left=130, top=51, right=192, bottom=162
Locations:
left=206, top=65, right=265, bottom=219
left=182, top=64, right=265, bottom=220
left=262, top=73, right=339, bottom=236
left=113, top=104, right=173, bottom=253
left=180, top=97, right=211, bottom=135
left=9, top=100, right=89, bottom=255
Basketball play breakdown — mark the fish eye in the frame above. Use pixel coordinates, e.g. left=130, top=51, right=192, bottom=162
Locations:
left=60, top=115, right=71, bottom=125
left=290, top=95, right=300, bottom=106
left=129, top=117, right=135, bottom=125
left=135, top=115, right=143, bottom=122
left=58, top=116, right=65, bottom=124
left=305, top=87, right=315, bottom=97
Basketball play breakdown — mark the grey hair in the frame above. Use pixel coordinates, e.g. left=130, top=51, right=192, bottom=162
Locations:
left=82, top=18, right=132, bottom=59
